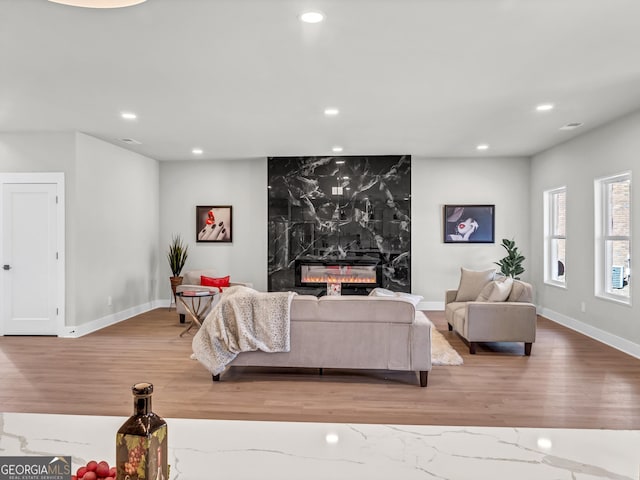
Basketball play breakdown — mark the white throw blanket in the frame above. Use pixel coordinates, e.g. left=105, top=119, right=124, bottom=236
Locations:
left=191, top=285, right=297, bottom=376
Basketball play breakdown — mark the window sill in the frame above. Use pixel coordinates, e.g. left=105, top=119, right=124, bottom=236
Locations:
left=544, top=280, right=566, bottom=289
left=595, top=293, right=632, bottom=307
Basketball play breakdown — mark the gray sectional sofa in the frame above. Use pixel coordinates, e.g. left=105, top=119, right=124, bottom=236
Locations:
left=215, top=294, right=432, bottom=387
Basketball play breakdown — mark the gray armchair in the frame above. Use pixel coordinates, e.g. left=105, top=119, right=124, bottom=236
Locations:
left=445, top=278, right=537, bottom=355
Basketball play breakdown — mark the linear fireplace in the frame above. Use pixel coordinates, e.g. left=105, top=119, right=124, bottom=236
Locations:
left=295, top=257, right=382, bottom=290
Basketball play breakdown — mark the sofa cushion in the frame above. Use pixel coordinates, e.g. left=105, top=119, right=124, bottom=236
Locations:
left=395, top=292, right=423, bottom=306
left=452, top=306, right=467, bottom=335
left=183, top=269, right=218, bottom=284
left=291, top=295, right=415, bottom=324
left=368, top=287, right=395, bottom=297
left=444, top=301, right=467, bottom=324
left=507, top=280, right=533, bottom=303
left=476, top=277, right=514, bottom=302
left=455, top=268, right=495, bottom=301
left=369, top=287, right=424, bottom=306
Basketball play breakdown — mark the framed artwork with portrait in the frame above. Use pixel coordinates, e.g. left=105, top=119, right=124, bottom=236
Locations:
left=443, top=205, right=495, bottom=243
left=196, top=205, right=232, bottom=242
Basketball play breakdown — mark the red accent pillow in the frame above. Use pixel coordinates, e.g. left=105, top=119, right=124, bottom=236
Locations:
left=201, top=275, right=230, bottom=292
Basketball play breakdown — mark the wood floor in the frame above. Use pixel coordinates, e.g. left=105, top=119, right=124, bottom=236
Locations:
left=1, top=308, right=639, bottom=429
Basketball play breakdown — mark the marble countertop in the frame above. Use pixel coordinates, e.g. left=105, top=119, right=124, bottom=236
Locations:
left=1, top=412, right=638, bottom=479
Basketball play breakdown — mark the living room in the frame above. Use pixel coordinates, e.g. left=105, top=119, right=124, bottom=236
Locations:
left=2, top=113, right=638, bottom=357
left=1, top=1, right=640, bottom=478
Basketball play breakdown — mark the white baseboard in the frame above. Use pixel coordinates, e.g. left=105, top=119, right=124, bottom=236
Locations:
left=60, top=299, right=169, bottom=338
left=540, top=307, right=640, bottom=360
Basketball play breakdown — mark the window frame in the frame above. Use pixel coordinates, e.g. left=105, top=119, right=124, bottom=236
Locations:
left=594, top=171, right=632, bottom=305
left=544, top=186, right=567, bottom=288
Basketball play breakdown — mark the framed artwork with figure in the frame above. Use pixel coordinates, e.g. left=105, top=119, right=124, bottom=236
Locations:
left=196, top=205, right=232, bottom=242
left=443, top=204, right=495, bottom=243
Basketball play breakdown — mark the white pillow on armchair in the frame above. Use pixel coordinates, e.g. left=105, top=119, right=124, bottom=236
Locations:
left=475, top=276, right=514, bottom=302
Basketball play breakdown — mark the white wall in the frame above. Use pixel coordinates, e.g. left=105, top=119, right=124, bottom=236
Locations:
left=74, top=133, right=160, bottom=326
left=158, top=156, right=531, bottom=307
left=531, top=110, right=640, bottom=352
left=158, top=158, right=268, bottom=296
left=412, top=157, right=531, bottom=307
left=1, top=132, right=160, bottom=331
left=0, top=133, right=78, bottom=324
left=0, top=133, right=76, bottom=173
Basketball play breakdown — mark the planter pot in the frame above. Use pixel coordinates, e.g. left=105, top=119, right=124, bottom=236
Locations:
left=169, top=276, right=183, bottom=309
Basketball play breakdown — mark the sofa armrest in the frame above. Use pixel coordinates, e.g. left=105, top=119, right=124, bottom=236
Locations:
left=230, top=281, right=254, bottom=288
left=445, top=290, right=458, bottom=305
left=411, top=312, right=432, bottom=370
left=466, top=302, right=537, bottom=342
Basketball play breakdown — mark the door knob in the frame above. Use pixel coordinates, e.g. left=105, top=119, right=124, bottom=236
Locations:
left=2, top=265, right=11, bottom=270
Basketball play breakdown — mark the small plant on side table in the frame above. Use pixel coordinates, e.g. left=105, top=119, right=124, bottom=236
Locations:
left=167, top=234, right=189, bottom=307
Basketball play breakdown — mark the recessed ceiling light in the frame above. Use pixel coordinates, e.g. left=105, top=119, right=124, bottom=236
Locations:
left=332, top=146, right=343, bottom=153
left=536, top=103, right=555, bottom=112
left=324, top=108, right=339, bottom=116
left=335, top=160, right=345, bottom=164
left=476, top=144, right=490, bottom=151
left=300, top=11, right=324, bottom=23
left=342, top=176, right=350, bottom=180
left=559, top=122, right=584, bottom=130
left=192, top=148, right=203, bottom=155
left=121, top=112, right=137, bottom=120
left=48, top=0, right=147, bottom=8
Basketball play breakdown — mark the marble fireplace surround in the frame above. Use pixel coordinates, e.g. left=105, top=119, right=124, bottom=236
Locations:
left=268, top=155, right=411, bottom=294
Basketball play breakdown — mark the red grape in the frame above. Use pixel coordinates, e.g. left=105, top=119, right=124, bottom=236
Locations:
left=86, top=461, right=98, bottom=472
left=83, top=472, right=97, bottom=480
left=96, top=462, right=110, bottom=477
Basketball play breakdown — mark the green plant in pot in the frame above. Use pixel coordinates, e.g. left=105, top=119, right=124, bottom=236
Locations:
left=167, top=234, right=189, bottom=305
left=495, top=238, right=525, bottom=279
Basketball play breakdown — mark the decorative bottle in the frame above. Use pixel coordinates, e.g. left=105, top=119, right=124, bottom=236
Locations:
left=116, top=382, right=168, bottom=480
left=154, top=447, right=165, bottom=480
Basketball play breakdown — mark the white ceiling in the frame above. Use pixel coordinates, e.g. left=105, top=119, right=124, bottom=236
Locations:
left=2, top=0, right=640, bottom=161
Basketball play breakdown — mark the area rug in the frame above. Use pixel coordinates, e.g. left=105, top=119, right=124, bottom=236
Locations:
left=431, top=327, right=464, bottom=366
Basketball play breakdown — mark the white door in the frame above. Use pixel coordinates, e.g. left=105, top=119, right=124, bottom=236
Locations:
left=1, top=182, right=60, bottom=335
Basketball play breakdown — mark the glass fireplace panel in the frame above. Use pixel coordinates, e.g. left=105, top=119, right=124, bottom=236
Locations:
left=300, top=264, right=377, bottom=284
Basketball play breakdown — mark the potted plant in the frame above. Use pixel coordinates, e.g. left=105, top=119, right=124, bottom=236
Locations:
left=494, top=238, right=525, bottom=279
left=167, top=234, right=189, bottom=306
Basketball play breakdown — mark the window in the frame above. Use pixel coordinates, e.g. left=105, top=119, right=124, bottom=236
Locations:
left=595, top=172, right=631, bottom=303
left=544, top=187, right=567, bottom=286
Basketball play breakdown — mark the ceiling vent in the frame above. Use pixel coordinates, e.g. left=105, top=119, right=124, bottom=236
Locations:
left=120, top=138, right=141, bottom=145
left=559, top=122, right=584, bottom=130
